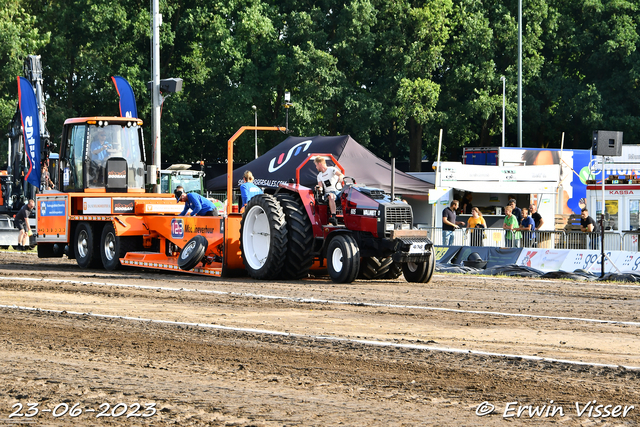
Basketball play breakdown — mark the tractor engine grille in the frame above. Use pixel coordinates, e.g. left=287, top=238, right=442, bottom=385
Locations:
left=385, top=205, right=412, bottom=225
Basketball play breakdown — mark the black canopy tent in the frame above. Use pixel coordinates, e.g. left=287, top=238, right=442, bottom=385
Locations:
left=207, top=135, right=433, bottom=195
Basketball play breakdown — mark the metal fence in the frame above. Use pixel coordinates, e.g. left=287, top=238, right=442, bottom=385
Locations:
left=425, top=227, right=640, bottom=251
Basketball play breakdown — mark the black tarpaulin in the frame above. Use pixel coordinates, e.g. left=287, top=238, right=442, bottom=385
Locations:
left=206, top=135, right=433, bottom=195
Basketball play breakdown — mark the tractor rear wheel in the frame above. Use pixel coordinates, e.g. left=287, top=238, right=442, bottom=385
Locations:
left=327, top=234, right=360, bottom=283
left=240, top=194, right=288, bottom=280
left=276, top=194, right=313, bottom=279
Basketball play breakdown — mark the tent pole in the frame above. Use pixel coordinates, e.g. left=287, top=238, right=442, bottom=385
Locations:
left=431, top=129, right=444, bottom=229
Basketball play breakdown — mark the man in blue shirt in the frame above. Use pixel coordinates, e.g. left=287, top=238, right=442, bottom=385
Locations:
left=175, top=186, right=218, bottom=216
left=240, top=170, right=263, bottom=208
left=518, top=207, right=536, bottom=247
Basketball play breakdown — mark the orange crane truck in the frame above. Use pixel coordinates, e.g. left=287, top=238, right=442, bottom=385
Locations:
left=36, top=118, right=279, bottom=277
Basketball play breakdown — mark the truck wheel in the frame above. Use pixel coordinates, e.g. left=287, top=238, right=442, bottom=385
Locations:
left=276, top=194, right=313, bottom=279
left=327, top=234, right=360, bottom=283
left=100, top=223, right=139, bottom=270
left=178, top=235, right=208, bottom=271
left=359, top=256, right=394, bottom=280
left=402, top=248, right=435, bottom=283
left=240, top=194, right=288, bottom=280
left=75, top=222, right=102, bottom=269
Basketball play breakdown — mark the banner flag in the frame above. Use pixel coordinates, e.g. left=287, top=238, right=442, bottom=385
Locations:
left=111, top=76, right=138, bottom=118
left=17, top=76, right=41, bottom=189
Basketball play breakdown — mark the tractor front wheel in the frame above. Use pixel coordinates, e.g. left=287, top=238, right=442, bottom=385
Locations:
left=327, top=234, right=360, bottom=283
left=402, top=248, right=435, bottom=283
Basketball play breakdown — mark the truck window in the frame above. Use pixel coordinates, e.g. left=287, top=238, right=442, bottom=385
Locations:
left=84, top=123, right=145, bottom=190
left=87, top=127, right=111, bottom=188
left=121, top=125, right=145, bottom=189
left=62, top=124, right=86, bottom=191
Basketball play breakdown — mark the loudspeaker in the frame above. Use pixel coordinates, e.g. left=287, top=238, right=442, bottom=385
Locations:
left=592, top=130, right=623, bottom=156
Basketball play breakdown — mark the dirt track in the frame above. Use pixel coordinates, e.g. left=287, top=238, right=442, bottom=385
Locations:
left=1, top=251, right=639, bottom=426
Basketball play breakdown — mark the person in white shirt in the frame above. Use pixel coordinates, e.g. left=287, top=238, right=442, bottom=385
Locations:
left=314, top=156, right=344, bottom=225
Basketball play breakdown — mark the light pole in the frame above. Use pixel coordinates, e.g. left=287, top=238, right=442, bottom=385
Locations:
left=517, top=0, right=522, bottom=148
left=500, top=76, right=506, bottom=147
left=284, top=91, right=292, bottom=131
left=252, top=105, right=257, bottom=159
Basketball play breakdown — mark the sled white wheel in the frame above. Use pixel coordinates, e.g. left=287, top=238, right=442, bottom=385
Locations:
left=240, top=194, right=288, bottom=280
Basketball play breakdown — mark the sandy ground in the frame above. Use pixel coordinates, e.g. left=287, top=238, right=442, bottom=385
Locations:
left=0, top=250, right=639, bottom=426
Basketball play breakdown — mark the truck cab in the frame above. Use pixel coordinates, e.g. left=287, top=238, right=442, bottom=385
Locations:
left=58, top=117, right=146, bottom=193
left=159, top=165, right=205, bottom=195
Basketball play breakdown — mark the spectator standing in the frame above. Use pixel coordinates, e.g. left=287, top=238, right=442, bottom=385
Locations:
left=460, top=193, right=473, bottom=214
left=240, top=170, right=263, bottom=208
left=529, top=204, right=544, bottom=230
left=518, top=208, right=536, bottom=247
left=466, top=207, right=486, bottom=246
left=503, top=205, right=521, bottom=248
left=580, top=208, right=598, bottom=250
left=40, top=164, right=54, bottom=191
left=442, top=200, right=466, bottom=246
left=508, top=199, right=522, bottom=225
left=14, top=199, right=35, bottom=250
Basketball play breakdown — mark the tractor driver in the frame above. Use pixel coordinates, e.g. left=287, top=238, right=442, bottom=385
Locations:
left=314, top=156, right=344, bottom=226
left=91, top=131, right=112, bottom=163
left=175, top=186, right=218, bottom=216
left=89, top=130, right=112, bottom=185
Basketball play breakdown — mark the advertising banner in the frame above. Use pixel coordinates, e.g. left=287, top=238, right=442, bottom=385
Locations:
left=499, top=148, right=591, bottom=215
left=111, top=76, right=138, bottom=118
left=17, top=76, right=41, bottom=189
left=517, top=249, right=640, bottom=273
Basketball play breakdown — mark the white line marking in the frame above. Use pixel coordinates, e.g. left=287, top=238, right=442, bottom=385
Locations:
left=437, top=273, right=640, bottom=288
left=1, top=276, right=638, bottom=327
left=2, top=304, right=638, bottom=371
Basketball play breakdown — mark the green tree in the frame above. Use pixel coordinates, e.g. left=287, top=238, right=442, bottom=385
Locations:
left=532, top=0, right=640, bottom=148
left=24, top=0, right=149, bottom=146
left=0, top=1, right=49, bottom=167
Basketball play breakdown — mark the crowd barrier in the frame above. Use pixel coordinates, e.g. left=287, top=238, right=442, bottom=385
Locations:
left=424, top=227, right=640, bottom=252
left=434, top=244, right=640, bottom=274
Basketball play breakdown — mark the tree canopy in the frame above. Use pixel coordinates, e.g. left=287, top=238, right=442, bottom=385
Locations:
left=2, top=0, right=639, bottom=170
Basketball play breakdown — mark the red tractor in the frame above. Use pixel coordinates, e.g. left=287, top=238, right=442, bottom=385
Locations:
left=239, top=154, right=435, bottom=283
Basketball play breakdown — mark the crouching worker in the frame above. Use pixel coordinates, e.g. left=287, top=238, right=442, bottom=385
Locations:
left=175, top=186, right=218, bottom=216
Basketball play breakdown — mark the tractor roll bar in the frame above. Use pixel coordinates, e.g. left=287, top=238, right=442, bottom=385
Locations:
left=226, top=126, right=285, bottom=214
left=295, top=153, right=345, bottom=186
